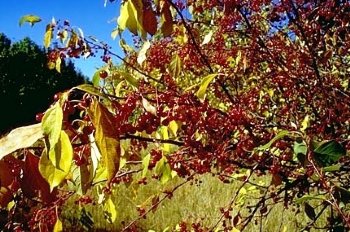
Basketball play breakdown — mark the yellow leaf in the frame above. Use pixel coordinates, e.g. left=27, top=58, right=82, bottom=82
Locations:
left=301, top=115, right=310, bottom=132
left=19, top=14, right=41, bottom=27
left=196, top=74, right=217, bottom=101
left=39, top=131, right=73, bottom=191
left=168, top=120, right=178, bottom=137
left=142, top=153, right=151, bottom=178
left=44, top=24, right=53, bottom=49
left=89, top=101, right=120, bottom=182
left=55, top=57, right=61, bottom=73
left=53, top=218, right=63, bottom=232
left=231, top=227, right=240, bottom=232
left=104, top=198, right=117, bottom=223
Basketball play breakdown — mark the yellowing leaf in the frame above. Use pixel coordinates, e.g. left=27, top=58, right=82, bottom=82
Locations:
left=53, top=218, right=63, bottom=232
left=169, top=54, right=182, bottom=78
left=231, top=227, right=240, bottom=232
left=301, top=115, right=310, bottom=132
left=196, top=74, right=217, bottom=101
left=104, top=198, right=117, bottom=223
left=19, top=14, right=41, bottom=27
left=256, top=130, right=290, bottom=151
left=137, top=40, right=151, bottom=65
left=142, top=153, right=151, bottom=178
left=39, top=130, right=73, bottom=191
left=142, top=97, right=157, bottom=116
left=42, top=102, right=63, bottom=150
left=44, top=24, right=53, bottom=49
left=117, top=0, right=145, bottom=37
left=0, top=123, right=43, bottom=159
left=89, top=101, right=120, bottom=182
left=168, top=120, right=178, bottom=137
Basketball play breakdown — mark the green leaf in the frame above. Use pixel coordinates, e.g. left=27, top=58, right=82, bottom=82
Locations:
left=42, top=102, right=63, bottom=150
left=89, top=101, right=120, bottom=182
left=154, top=156, right=172, bottom=184
left=142, top=153, right=151, bottom=178
left=0, top=123, right=43, bottom=159
left=293, top=141, right=307, bottom=155
left=314, top=140, right=346, bottom=167
left=295, top=194, right=326, bottom=204
left=169, top=54, right=182, bottom=78
left=137, top=40, right=151, bottom=65
left=322, top=164, right=341, bottom=172
left=104, top=198, right=117, bottom=223
left=196, top=74, right=217, bottom=101
left=75, top=84, right=108, bottom=100
left=39, top=130, right=73, bottom=191
left=92, top=70, right=101, bottom=87
left=53, top=218, right=63, bottom=232
left=256, top=130, right=290, bottom=151
left=118, top=71, right=139, bottom=88
left=19, top=14, right=41, bottom=27
left=44, top=24, right=53, bottom=49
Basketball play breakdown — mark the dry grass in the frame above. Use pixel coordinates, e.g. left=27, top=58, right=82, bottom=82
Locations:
left=60, top=172, right=330, bottom=232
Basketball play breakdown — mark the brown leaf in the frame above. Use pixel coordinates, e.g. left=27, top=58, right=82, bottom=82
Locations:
left=143, top=9, right=157, bottom=35
left=21, top=152, right=57, bottom=203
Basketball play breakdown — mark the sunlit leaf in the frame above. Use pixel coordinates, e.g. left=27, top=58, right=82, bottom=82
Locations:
left=0, top=123, right=43, bottom=159
left=104, top=198, right=117, bottom=223
left=75, top=84, right=108, bottom=100
left=142, top=153, right=151, bottom=178
left=300, top=115, right=310, bottom=132
left=55, top=56, right=61, bottom=73
left=89, top=101, right=120, bottom=182
left=202, top=30, right=213, bottom=45
left=53, top=218, right=63, bottom=232
left=118, top=71, right=139, bottom=88
left=168, top=120, right=178, bottom=137
left=169, top=54, right=182, bottom=79
left=137, top=40, right=151, bottom=65
left=42, top=102, right=63, bottom=150
left=39, top=130, right=73, bottom=191
left=19, top=14, right=41, bottom=27
left=44, top=24, right=53, bottom=49
left=196, top=74, right=217, bottom=101
left=142, top=97, right=157, bottom=116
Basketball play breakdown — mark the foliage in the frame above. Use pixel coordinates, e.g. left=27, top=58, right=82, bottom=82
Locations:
left=1, top=0, right=350, bottom=231
left=0, top=33, right=86, bottom=133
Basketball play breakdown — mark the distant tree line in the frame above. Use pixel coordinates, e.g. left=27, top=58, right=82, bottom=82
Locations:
left=0, top=33, right=86, bottom=133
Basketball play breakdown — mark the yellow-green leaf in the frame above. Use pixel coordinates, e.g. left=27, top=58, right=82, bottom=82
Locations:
left=117, top=0, right=145, bottom=37
left=53, top=218, right=63, bottom=232
left=256, top=130, right=290, bottom=151
left=118, top=71, right=139, bottom=88
left=42, top=102, right=63, bottom=149
left=169, top=54, right=182, bottom=78
left=0, top=123, right=43, bottom=159
left=89, top=101, right=120, bottom=182
left=19, top=14, right=41, bottom=27
left=75, top=84, right=108, bottom=100
left=39, top=130, right=73, bottom=191
left=142, top=153, right=151, bottom=178
left=44, top=24, right=53, bottom=49
left=196, top=74, right=217, bottom=101
left=104, top=198, right=117, bottom=223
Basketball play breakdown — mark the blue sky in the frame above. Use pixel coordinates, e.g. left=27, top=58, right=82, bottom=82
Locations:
left=0, top=0, right=125, bottom=78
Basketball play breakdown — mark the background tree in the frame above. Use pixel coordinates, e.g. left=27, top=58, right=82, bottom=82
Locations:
left=0, top=33, right=86, bottom=133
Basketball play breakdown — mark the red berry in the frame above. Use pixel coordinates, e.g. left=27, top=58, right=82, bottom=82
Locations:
left=99, top=70, right=108, bottom=79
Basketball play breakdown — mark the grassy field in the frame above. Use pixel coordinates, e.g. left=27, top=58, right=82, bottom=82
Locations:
left=61, top=172, right=329, bottom=232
